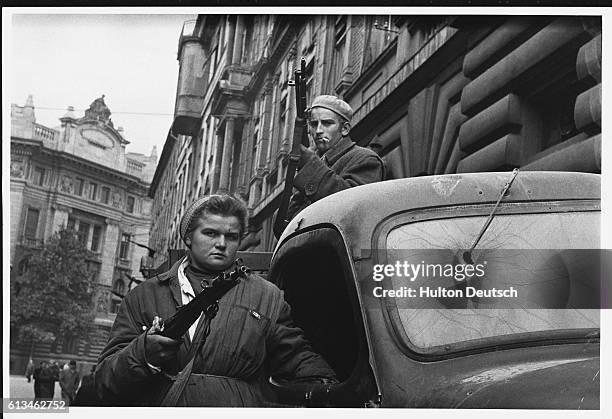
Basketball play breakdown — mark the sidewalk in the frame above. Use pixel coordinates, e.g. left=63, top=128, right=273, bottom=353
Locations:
left=9, top=375, right=62, bottom=400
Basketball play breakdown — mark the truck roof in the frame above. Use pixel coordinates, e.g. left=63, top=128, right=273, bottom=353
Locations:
left=275, top=171, right=600, bottom=254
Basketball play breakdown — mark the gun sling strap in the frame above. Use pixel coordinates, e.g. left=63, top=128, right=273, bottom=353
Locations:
left=159, top=305, right=219, bottom=407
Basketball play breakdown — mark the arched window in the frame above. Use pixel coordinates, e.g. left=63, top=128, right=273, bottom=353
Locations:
left=113, top=278, right=125, bottom=295
left=17, top=255, right=31, bottom=275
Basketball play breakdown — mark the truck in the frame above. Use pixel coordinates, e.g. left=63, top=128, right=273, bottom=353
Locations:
left=267, top=171, right=601, bottom=408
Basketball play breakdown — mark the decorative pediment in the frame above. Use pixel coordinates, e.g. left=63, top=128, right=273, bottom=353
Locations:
left=74, top=96, right=130, bottom=148
left=80, top=128, right=116, bottom=150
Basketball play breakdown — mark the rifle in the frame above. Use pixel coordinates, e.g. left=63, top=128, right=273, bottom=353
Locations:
left=149, top=260, right=249, bottom=340
left=273, top=57, right=309, bottom=239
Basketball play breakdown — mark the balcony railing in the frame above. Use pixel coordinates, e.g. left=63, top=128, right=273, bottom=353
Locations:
left=126, top=159, right=144, bottom=175
left=20, top=236, right=44, bottom=249
left=116, top=258, right=131, bottom=269
left=225, top=65, right=254, bottom=89
left=32, top=123, right=58, bottom=142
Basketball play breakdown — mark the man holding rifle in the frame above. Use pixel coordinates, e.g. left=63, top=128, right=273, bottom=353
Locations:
left=95, top=194, right=336, bottom=406
left=287, top=95, right=385, bottom=222
left=274, top=60, right=384, bottom=238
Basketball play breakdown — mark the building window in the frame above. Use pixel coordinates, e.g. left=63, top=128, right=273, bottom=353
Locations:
left=278, top=114, right=286, bottom=144
left=24, top=208, right=40, bottom=239
left=119, top=234, right=131, bottom=260
left=110, top=299, right=122, bottom=314
left=126, top=196, right=135, bottom=213
left=67, top=216, right=104, bottom=251
left=113, top=278, right=125, bottom=295
left=75, top=178, right=84, bottom=196
left=91, top=225, right=102, bottom=252
left=77, top=222, right=90, bottom=246
left=305, top=59, right=314, bottom=104
left=209, top=47, right=218, bottom=83
left=363, top=15, right=397, bottom=69
left=333, top=15, right=348, bottom=87
left=86, top=261, right=101, bottom=282
left=17, top=255, right=31, bottom=275
left=33, top=167, right=45, bottom=186
left=242, top=20, right=253, bottom=64
left=101, top=187, right=110, bottom=204
left=114, top=267, right=131, bottom=288
left=89, top=182, right=98, bottom=200
left=251, top=134, right=258, bottom=176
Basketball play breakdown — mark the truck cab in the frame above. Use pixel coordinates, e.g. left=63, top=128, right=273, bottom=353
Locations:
left=268, top=171, right=601, bottom=408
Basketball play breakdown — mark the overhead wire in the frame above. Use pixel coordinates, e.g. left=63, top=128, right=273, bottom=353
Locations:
left=32, top=106, right=173, bottom=117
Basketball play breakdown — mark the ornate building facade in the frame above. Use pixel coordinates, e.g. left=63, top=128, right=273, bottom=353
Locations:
left=149, top=14, right=601, bottom=262
left=9, top=95, right=158, bottom=374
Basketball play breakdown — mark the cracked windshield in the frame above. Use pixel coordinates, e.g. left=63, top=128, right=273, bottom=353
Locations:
left=386, top=210, right=600, bottom=352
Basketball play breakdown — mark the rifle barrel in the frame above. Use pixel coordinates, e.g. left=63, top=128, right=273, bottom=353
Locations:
left=273, top=56, right=309, bottom=239
left=299, top=58, right=307, bottom=117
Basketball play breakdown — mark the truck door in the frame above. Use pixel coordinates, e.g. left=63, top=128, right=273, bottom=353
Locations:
left=267, top=227, right=380, bottom=407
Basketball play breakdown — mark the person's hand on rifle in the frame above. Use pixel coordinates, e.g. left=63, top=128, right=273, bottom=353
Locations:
left=145, top=333, right=181, bottom=368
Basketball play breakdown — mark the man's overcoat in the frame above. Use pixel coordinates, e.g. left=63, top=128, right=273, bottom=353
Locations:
left=287, top=135, right=384, bottom=221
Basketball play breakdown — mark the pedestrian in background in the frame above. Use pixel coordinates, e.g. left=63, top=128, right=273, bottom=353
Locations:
left=25, top=358, right=35, bottom=383
left=49, top=360, right=61, bottom=381
left=33, top=360, right=56, bottom=400
left=59, top=360, right=80, bottom=405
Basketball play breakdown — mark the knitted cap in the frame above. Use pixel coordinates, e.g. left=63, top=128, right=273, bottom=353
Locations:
left=179, top=195, right=220, bottom=243
left=310, top=95, right=353, bottom=122
left=179, top=194, right=248, bottom=244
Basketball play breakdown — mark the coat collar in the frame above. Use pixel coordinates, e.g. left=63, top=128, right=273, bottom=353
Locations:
left=156, top=257, right=185, bottom=307
left=156, top=257, right=247, bottom=306
left=322, top=135, right=355, bottom=166
left=156, top=258, right=182, bottom=283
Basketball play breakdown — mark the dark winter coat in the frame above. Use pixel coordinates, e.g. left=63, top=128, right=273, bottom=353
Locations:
left=287, top=135, right=384, bottom=221
left=34, top=366, right=56, bottom=399
left=73, top=372, right=101, bottom=406
left=95, top=259, right=336, bottom=406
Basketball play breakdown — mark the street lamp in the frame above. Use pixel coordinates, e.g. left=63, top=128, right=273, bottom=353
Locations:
left=126, top=238, right=158, bottom=279
left=110, top=273, right=143, bottom=299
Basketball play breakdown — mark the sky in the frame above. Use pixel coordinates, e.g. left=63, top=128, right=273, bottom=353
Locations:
left=9, top=13, right=195, bottom=157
